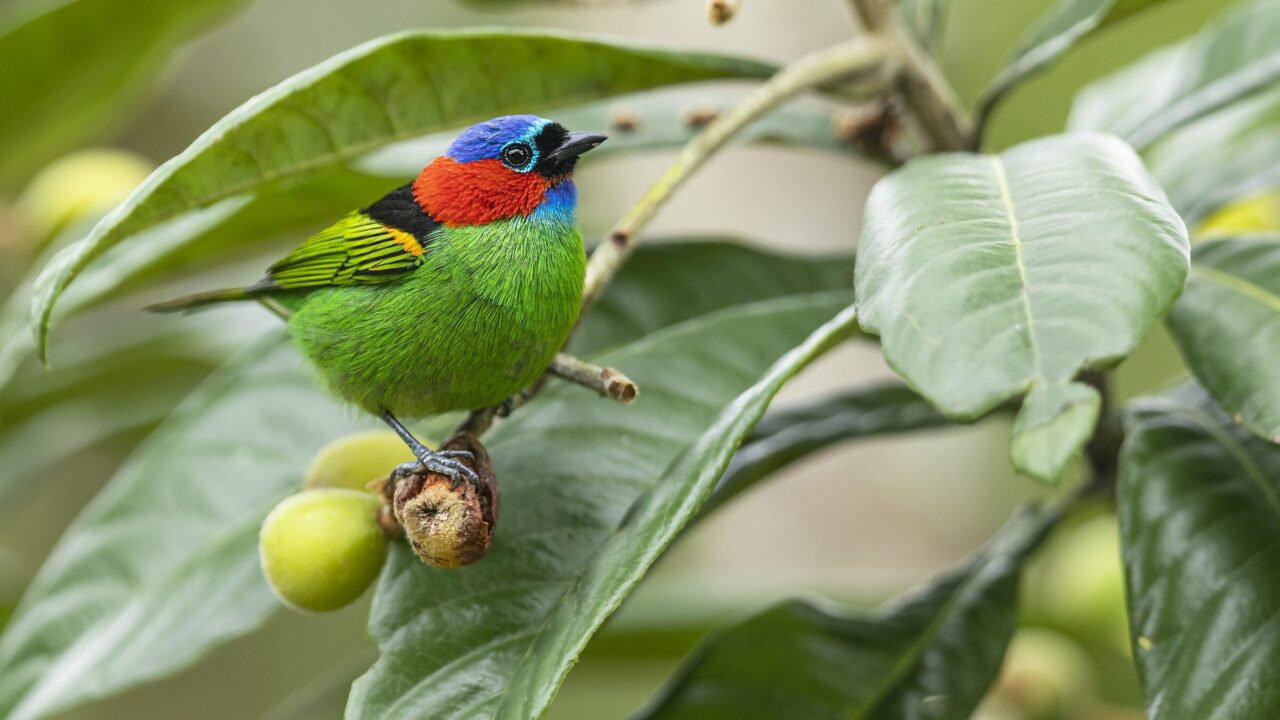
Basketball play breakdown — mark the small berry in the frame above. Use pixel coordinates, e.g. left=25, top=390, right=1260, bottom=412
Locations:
left=17, top=148, right=153, bottom=243
left=304, top=429, right=417, bottom=492
left=260, top=489, right=388, bottom=612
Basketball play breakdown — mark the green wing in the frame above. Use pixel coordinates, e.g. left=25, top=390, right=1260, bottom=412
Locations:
left=266, top=210, right=430, bottom=290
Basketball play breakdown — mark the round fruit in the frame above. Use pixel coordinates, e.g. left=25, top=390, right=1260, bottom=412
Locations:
left=1199, top=190, right=1280, bottom=235
left=16, top=148, right=153, bottom=242
left=259, top=489, right=388, bottom=612
left=1039, top=513, right=1128, bottom=649
left=993, top=628, right=1099, bottom=720
left=303, top=430, right=416, bottom=492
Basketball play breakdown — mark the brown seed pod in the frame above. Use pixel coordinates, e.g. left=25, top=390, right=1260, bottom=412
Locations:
left=383, top=433, right=499, bottom=568
left=682, top=106, right=721, bottom=129
left=707, top=0, right=739, bottom=25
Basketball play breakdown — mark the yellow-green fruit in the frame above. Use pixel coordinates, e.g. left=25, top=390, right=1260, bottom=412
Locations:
left=992, top=628, right=1098, bottom=720
left=303, top=430, right=416, bottom=492
left=259, top=489, right=387, bottom=612
left=1039, top=514, right=1129, bottom=650
left=1198, top=190, right=1280, bottom=236
left=16, top=148, right=153, bottom=242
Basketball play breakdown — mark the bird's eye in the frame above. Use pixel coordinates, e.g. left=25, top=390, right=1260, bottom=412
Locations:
left=501, top=143, right=533, bottom=169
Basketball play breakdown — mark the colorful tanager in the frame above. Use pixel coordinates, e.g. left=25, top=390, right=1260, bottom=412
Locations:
left=151, top=115, right=607, bottom=482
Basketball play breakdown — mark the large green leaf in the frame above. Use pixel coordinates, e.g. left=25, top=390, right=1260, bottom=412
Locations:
left=854, top=132, right=1188, bottom=482
left=0, top=336, right=371, bottom=720
left=980, top=0, right=1174, bottom=117
left=1166, top=236, right=1280, bottom=443
left=0, top=0, right=247, bottom=190
left=704, top=382, right=948, bottom=514
left=1068, top=0, right=1280, bottom=148
left=575, top=241, right=853, bottom=355
left=0, top=240, right=852, bottom=719
left=1119, top=385, right=1280, bottom=719
left=348, top=296, right=857, bottom=719
left=0, top=324, right=236, bottom=509
left=29, top=29, right=777, bottom=358
left=636, top=504, right=1057, bottom=720
left=1144, top=85, right=1280, bottom=225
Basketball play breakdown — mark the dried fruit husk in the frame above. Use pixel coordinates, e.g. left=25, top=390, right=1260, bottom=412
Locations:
left=377, top=433, right=498, bottom=568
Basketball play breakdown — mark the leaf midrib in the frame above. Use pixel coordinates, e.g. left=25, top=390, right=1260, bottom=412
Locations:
left=1193, top=264, right=1280, bottom=313
left=988, top=155, right=1045, bottom=387
left=1160, top=399, right=1280, bottom=520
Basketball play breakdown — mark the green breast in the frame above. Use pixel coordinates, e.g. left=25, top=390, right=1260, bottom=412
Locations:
left=288, top=217, right=586, bottom=416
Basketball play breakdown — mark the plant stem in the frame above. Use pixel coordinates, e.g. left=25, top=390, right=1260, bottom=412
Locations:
left=848, top=0, right=970, bottom=151
left=581, top=35, right=890, bottom=306
left=547, top=353, right=638, bottom=403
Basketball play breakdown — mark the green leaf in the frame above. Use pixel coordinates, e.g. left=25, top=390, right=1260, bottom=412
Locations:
left=1068, top=0, right=1280, bottom=148
left=348, top=296, right=857, bottom=719
left=981, top=0, right=1174, bottom=116
left=0, top=240, right=852, bottom=719
left=1144, top=85, right=1280, bottom=225
left=636, top=504, right=1058, bottom=720
left=1166, top=236, right=1280, bottom=443
left=574, top=240, right=853, bottom=355
left=0, top=0, right=247, bottom=189
left=0, top=336, right=372, bottom=720
left=0, top=322, right=241, bottom=510
left=28, top=29, right=776, bottom=359
left=1118, top=384, right=1280, bottom=719
left=854, top=132, right=1189, bottom=482
left=704, top=382, right=948, bottom=513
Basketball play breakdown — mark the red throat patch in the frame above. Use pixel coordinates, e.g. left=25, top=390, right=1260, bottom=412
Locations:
left=412, top=157, right=550, bottom=226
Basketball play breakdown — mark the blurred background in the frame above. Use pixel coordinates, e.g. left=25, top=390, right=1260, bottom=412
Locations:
left=0, top=0, right=1235, bottom=717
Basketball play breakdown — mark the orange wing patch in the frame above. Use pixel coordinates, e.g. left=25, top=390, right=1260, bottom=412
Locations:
left=386, top=226, right=425, bottom=256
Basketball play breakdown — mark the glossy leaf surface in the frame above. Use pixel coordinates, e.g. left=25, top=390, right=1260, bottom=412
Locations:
left=705, top=382, right=948, bottom=513
left=1068, top=0, right=1280, bottom=148
left=1119, top=385, right=1280, bottom=719
left=638, top=505, right=1056, bottom=720
left=855, top=133, right=1188, bottom=481
left=1167, top=237, right=1280, bottom=443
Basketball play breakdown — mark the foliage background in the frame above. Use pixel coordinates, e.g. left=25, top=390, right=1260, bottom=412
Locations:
left=0, top=0, right=1237, bottom=717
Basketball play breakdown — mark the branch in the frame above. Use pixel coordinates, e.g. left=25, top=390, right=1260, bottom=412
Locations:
left=581, top=35, right=891, bottom=306
left=547, top=353, right=638, bottom=403
left=848, top=0, right=970, bottom=151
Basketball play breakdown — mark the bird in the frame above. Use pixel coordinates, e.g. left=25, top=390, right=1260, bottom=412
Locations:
left=149, top=115, right=607, bottom=483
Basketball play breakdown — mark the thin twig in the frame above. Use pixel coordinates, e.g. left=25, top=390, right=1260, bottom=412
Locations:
left=547, top=353, right=638, bottom=403
left=848, top=0, right=970, bottom=151
left=582, top=35, right=891, bottom=307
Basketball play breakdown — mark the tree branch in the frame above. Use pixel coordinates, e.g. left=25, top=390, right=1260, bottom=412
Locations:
left=848, top=0, right=970, bottom=151
left=547, top=353, right=638, bottom=403
left=582, top=35, right=891, bottom=306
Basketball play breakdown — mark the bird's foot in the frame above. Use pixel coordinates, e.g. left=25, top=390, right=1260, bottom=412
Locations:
left=393, top=449, right=479, bottom=490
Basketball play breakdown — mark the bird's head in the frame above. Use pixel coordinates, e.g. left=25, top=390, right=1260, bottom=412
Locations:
left=413, top=115, right=607, bottom=227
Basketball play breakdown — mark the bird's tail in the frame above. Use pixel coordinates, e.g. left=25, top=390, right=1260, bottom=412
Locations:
left=145, top=286, right=265, bottom=313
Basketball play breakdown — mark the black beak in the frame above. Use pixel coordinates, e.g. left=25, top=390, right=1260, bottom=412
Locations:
left=544, top=131, right=608, bottom=165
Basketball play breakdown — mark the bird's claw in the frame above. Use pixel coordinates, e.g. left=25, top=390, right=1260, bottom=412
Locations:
left=392, top=449, right=480, bottom=491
